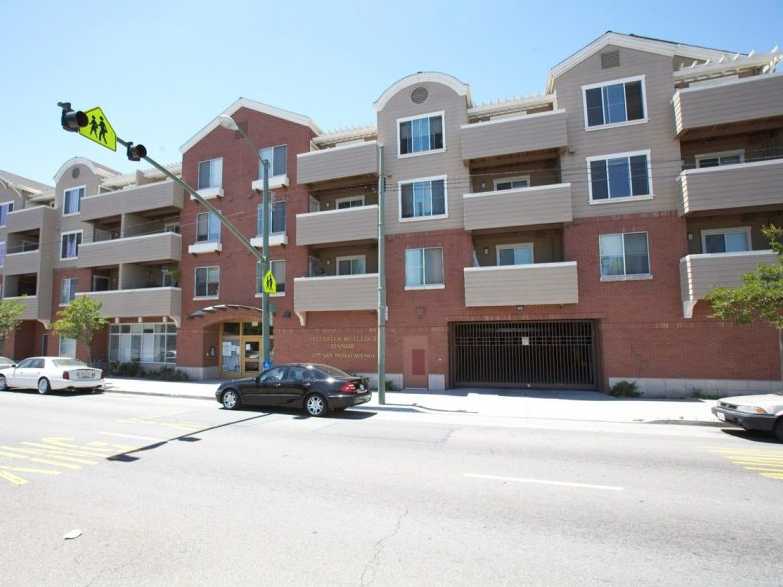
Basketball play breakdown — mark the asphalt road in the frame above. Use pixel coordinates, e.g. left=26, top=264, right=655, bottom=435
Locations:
left=0, top=389, right=781, bottom=586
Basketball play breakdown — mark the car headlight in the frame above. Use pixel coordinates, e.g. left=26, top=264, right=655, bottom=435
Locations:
left=737, top=405, right=768, bottom=414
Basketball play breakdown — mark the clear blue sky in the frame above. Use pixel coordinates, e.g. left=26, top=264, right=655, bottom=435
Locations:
left=2, top=0, right=781, bottom=185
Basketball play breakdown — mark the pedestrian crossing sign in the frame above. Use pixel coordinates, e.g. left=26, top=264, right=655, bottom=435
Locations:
left=79, top=106, right=117, bottom=151
left=262, top=270, right=277, bottom=294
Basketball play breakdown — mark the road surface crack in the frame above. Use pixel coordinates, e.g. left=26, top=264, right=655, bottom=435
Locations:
left=359, top=505, right=408, bottom=586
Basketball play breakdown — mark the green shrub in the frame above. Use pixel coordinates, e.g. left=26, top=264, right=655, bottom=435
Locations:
left=609, top=380, right=640, bottom=398
left=107, top=362, right=188, bottom=381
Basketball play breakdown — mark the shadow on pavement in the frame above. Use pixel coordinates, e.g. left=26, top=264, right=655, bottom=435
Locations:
left=4, top=389, right=100, bottom=398
left=721, top=428, right=781, bottom=444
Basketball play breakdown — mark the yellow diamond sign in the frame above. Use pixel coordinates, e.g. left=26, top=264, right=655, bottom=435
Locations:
left=262, top=270, right=277, bottom=294
left=79, top=106, right=117, bottom=151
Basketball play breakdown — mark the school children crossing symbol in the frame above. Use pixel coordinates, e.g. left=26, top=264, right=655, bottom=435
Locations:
left=262, top=270, right=277, bottom=294
left=78, top=106, right=117, bottom=151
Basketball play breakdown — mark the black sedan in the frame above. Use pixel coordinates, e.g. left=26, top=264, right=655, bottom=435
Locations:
left=215, top=363, right=371, bottom=416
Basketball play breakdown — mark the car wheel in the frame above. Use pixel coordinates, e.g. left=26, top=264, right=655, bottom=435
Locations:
left=37, top=378, right=51, bottom=395
left=775, top=418, right=783, bottom=443
left=0, top=375, right=7, bottom=391
left=304, top=393, right=328, bottom=417
left=92, top=387, right=103, bottom=394
left=221, top=389, right=241, bottom=410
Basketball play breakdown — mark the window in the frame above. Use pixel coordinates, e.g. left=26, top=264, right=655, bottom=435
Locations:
left=108, top=323, right=177, bottom=364
left=588, top=151, right=651, bottom=202
left=0, top=202, right=14, bottom=226
left=398, top=112, right=444, bottom=156
left=260, top=367, right=286, bottom=382
left=161, top=268, right=178, bottom=287
left=60, top=277, right=78, bottom=305
left=194, top=266, right=220, bottom=298
left=336, top=195, right=366, bottom=209
left=583, top=76, right=646, bottom=128
left=196, top=212, right=221, bottom=242
left=336, top=255, right=366, bottom=275
left=497, top=243, right=534, bottom=266
left=164, top=221, right=181, bottom=234
left=92, top=275, right=110, bottom=292
left=405, top=247, right=444, bottom=288
left=257, top=201, right=287, bottom=235
left=0, top=241, right=5, bottom=267
left=59, top=337, right=77, bottom=359
left=599, top=232, right=650, bottom=279
left=399, top=177, right=447, bottom=220
left=197, top=158, right=223, bottom=189
left=256, top=260, right=286, bottom=295
left=695, top=150, right=745, bottom=168
left=702, top=227, right=751, bottom=254
left=258, top=145, right=287, bottom=178
left=493, top=176, right=530, bottom=191
left=60, top=231, right=83, bottom=259
left=63, top=187, right=84, bottom=215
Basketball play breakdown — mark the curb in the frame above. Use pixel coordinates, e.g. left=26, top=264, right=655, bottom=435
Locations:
left=105, top=389, right=215, bottom=402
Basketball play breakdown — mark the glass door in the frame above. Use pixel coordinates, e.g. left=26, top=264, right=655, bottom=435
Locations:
left=242, top=338, right=261, bottom=377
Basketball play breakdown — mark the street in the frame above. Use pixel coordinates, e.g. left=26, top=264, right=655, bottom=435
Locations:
left=1, top=390, right=781, bottom=586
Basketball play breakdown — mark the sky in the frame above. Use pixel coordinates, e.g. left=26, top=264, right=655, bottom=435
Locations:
left=1, top=0, right=781, bottom=186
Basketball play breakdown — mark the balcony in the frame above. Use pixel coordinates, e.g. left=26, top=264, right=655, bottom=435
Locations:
left=464, top=262, right=579, bottom=307
left=1, top=296, right=40, bottom=320
left=293, top=273, right=378, bottom=324
left=6, top=205, right=56, bottom=234
left=678, top=159, right=783, bottom=215
left=78, top=232, right=181, bottom=268
left=673, top=73, right=783, bottom=135
left=3, top=250, right=41, bottom=276
left=81, top=180, right=184, bottom=221
left=463, top=184, right=573, bottom=231
left=460, top=110, right=568, bottom=160
left=296, top=205, right=378, bottom=246
left=75, top=287, right=182, bottom=322
left=297, top=141, right=378, bottom=185
left=680, top=250, right=776, bottom=318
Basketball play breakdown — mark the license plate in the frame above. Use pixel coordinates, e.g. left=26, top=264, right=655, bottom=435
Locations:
left=78, top=370, right=95, bottom=379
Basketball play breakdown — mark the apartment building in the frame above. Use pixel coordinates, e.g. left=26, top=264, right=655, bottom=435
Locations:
left=3, top=31, right=781, bottom=395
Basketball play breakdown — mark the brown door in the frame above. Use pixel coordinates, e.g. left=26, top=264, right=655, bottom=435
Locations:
left=403, top=336, right=428, bottom=389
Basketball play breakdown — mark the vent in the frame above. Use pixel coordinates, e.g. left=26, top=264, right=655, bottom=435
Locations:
left=71, top=167, right=80, bottom=179
left=411, top=87, right=429, bottom=104
left=601, top=50, right=620, bottom=69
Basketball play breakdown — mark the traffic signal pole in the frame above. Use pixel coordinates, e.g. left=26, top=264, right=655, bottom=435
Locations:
left=377, top=145, right=386, bottom=404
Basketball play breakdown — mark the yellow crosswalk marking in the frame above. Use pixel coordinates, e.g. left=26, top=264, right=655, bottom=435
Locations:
left=21, top=442, right=112, bottom=459
left=0, top=470, right=28, bottom=486
left=0, top=446, right=97, bottom=465
left=0, top=449, right=82, bottom=470
left=761, top=472, right=783, bottom=479
left=0, top=465, right=60, bottom=475
left=745, top=466, right=783, bottom=472
left=711, top=448, right=783, bottom=481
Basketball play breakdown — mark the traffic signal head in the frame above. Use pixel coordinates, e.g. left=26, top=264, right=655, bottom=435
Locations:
left=57, top=102, right=87, bottom=132
left=126, top=142, right=147, bottom=162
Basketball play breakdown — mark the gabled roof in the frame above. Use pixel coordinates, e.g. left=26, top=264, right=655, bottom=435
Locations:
left=0, top=169, right=52, bottom=194
left=52, top=157, right=120, bottom=184
left=179, top=97, right=321, bottom=155
left=374, top=72, right=471, bottom=112
left=547, top=31, right=737, bottom=91
left=100, top=162, right=182, bottom=188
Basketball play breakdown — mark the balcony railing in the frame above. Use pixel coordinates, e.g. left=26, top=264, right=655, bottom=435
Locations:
left=297, top=140, right=378, bottom=185
left=81, top=180, right=185, bottom=221
left=293, top=273, right=378, bottom=325
left=460, top=110, right=568, bottom=160
left=3, top=250, right=41, bottom=276
left=1, top=295, right=40, bottom=320
left=75, top=287, right=181, bottom=322
left=5, top=205, right=56, bottom=235
left=463, top=183, right=572, bottom=230
left=78, top=232, right=181, bottom=268
left=296, top=205, right=378, bottom=246
left=464, top=262, right=579, bottom=307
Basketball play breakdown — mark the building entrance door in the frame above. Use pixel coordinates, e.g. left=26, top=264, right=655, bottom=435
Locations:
left=220, top=322, right=272, bottom=379
left=243, top=337, right=261, bottom=377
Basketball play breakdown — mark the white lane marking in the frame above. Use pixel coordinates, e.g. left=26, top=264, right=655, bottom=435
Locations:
left=464, top=473, right=624, bottom=492
left=97, top=431, right=166, bottom=442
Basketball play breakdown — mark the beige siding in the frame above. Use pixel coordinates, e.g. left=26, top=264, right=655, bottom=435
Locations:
left=4, top=250, right=40, bottom=276
left=294, top=274, right=378, bottom=312
left=377, top=81, right=469, bottom=234
left=76, top=287, right=181, bottom=320
left=81, top=180, right=184, bottom=221
left=674, top=74, right=783, bottom=134
left=296, top=205, right=378, bottom=246
left=464, top=262, right=579, bottom=306
left=460, top=110, right=568, bottom=160
left=553, top=45, right=683, bottom=218
left=463, top=183, right=573, bottom=230
left=680, top=250, right=777, bottom=301
left=297, top=141, right=378, bottom=185
left=78, top=232, right=181, bottom=268
left=679, top=159, right=783, bottom=214
left=54, top=163, right=99, bottom=270
left=5, top=206, right=56, bottom=234
left=2, top=296, right=39, bottom=320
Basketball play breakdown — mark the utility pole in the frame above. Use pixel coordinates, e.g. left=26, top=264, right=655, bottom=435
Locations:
left=261, top=159, right=271, bottom=369
left=377, top=145, right=386, bottom=404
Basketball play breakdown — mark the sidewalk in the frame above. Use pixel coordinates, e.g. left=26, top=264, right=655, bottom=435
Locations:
left=103, top=378, right=720, bottom=426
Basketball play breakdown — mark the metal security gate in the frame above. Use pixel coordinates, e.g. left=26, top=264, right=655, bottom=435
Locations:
left=450, top=320, right=598, bottom=389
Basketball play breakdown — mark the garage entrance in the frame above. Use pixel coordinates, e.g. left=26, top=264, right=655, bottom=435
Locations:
left=450, top=320, right=598, bottom=389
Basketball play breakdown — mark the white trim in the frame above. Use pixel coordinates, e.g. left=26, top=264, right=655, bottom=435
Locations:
left=335, top=255, right=367, bottom=276
left=404, top=284, right=445, bottom=291
left=335, top=195, right=366, bottom=209
left=298, top=140, right=377, bottom=157
left=694, top=150, right=745, bottom=168
left=600, top=274, right=653, bottom=282
left=679, top=156, right=783, bottom=177
left=194, top=265, right=220, bottom=299
left=52, top=157, right=119, bottom=183
left=492, top=176, right=531, bottom=191
left=180, top=97, right=321, bottom=154
left=196, top=158, right=223, bottom=191
left=80, top=231, right=181, bottom=247
left=586, top=149, right=653, bottom=204
left=397, top=110, right=446, bottom=159
left=461, top=108, right=566, bottom=128
left=464, top=261, right=577, bottom=273
left=598, top=231, right=651, bottom=280
left=250, top=234, right=288, bottom=248
left=683, top=249, right=774, bottom=261
left=374, top=72, right=470, bottom=112
left=251, top=175, right=289, bottom=191
left=676, top=70, right=783, bottom=92
left=296, top=204, right=378, bottom=218
left=581, top=75, right=648, bottom=131
left=294, top=273, right=379, bottom=282
left=62, top=185, right=86, bottom=216
left=404, top=246, right=445, bottom=288
left=398, top=175, right=448, bottom=222
left=59, top=229, right=84, bottom=260
left=700, top=226, right=752, bottom=254
left=463, top=183, right=570, bottom=199
left=190, top=187, right=224, bottom=200
left=188, top=241, right=222, bottom=255
left=496, top=242, right=535, bottom=265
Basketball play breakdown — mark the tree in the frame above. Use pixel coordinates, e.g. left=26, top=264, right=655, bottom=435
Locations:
left=706, top=225, right=783, bottom=382
left=52, top=296, right=108, bottom=365
left=0, top=299, right=26, bottom=350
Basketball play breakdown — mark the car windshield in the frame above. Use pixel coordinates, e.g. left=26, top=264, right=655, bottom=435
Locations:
left=53, top=359, right=88, bottom=368
left=313, top=365, right=353, bottom=378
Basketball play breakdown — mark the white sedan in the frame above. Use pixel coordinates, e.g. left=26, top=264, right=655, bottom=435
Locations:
left=0, top=357, right=104, bottom=395
left=712, top=393, right=783, bottom=442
